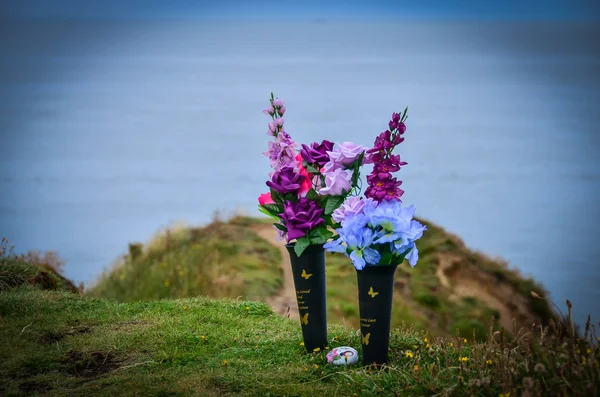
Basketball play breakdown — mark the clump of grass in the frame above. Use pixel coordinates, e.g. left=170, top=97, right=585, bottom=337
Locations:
left=87, top=218, right=282, bottom=303
left=0, top=285, right=597, bottom=396
left=0, top=238, right=78, bottom=293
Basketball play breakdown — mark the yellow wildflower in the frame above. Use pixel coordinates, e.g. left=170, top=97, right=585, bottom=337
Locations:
left=486, top=359, right=493, bottom=365
left=413, top=345, right=418, bottom=350
left=582, top=357, right=587, bottom=365
left=424, top=338, right=428, bottom=343
left=245, top=306, right=250, bottom=310
left=499, top=393, right=510, bottom=397
left=223, top=360, right=228, bottom=365
left=405, top=351, right=414, bottom=359
left=313, top=347, right=321, bottom=353
left=314, top=364, right=319, bottom=369
left=459, top=357, right=468, bottom=362
left=164, top=280, right=170, bottom=287
left=183, top=306, right=188, bottom=310
left=426, top=343, right=431, bottom=349
left=300, top=342, right=304, bottom=346
left=463, top=338, right=467, bottom=343
left=587, top=348, right=592, bottom=354
left=413, top=364, right=419, bottom=371
left=449, top=342, right=454, bottom=347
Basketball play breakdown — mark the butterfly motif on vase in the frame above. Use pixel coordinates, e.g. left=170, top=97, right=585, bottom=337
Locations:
left=368, top=287, right=379, bottom=298
left=301, top=313, right=309, bottom=325
left=361, top=332, right=371, bottom=345
left=301, top=269, right=313, bottom=280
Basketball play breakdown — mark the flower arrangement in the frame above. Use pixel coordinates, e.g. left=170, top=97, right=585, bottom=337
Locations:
left=258, top=93, right=366, bottom=257
left=324, top=109, right=427, bottom=270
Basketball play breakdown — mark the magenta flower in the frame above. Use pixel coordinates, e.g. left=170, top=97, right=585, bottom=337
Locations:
left=266, top=166, right=306, bottom=194
left=373, top=155, right=407, bottom=174
left=300, top=140, right=334, bottom=167
left=319, top=167, right=352, bottom=196
left=280, top=198, right=325, bottom=241
left=364, top=112, right=409, bottom=202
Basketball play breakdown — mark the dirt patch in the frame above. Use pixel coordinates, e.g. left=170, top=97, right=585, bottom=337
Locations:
left=436, top=253, right=536, bottom=332
left=251, top=225, right=299, bottom=320
left=60, top=350, right=120, bottom=378
left=39, top=325, right=92, bottom=344
left=19, top=380, right=52, bottom=394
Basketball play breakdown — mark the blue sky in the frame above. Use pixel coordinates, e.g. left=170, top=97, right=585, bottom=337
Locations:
left=2, top=0, right=600, bottom=20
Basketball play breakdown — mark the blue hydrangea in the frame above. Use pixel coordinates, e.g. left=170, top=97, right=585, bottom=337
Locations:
left=325, top=198, right=427, bottom=269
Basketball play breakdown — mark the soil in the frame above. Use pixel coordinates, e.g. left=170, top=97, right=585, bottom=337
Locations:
left=436, top=253, right=536, bottom=332
left=252, top=225, right=299, bottom=320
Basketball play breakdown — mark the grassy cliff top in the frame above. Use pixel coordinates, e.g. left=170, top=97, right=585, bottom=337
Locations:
left=88, top=215, right=554, bottom=340
left=0, top=278, right=598, bottom=397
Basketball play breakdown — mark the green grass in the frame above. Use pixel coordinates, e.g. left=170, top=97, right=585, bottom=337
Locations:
left=1, top=280, right=598, bottom=397
left=89, top=215, right=554, bottom=342
left=87, top=220, right=282, bottom=303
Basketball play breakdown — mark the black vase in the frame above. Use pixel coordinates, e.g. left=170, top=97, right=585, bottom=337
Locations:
left=285, top=243, right=327, bottom=352
left=356, top=264, right=398, bottom=366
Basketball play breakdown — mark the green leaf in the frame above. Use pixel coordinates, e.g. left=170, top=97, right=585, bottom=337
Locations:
left=261, top=203, right=283, bottom=214
left=305, top=189, right=319, bottom=201
left=324, top=196, right=344, bottom=215
left=309, top=227, right=333, bottom=245
left=305, top=164, right=320, bottom=174
left=394, top=247, right=412, bottom=264
left=258, top=205, right=281, bottom=220
left=273, top=223, right=287, bottom=232
left=270, top=189, right=283, bottom=204
left=294, top=237, right=311, bottom=257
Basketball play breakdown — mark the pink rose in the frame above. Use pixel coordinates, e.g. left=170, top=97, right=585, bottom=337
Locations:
left=296, top=154, right=312, bottom=197
left=258, top=193, right=275, bottom=205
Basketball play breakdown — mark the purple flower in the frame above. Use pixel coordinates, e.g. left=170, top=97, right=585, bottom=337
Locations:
left=327, top=142, right=365, bottom=166
left=332, top=196, right=371, bottom=223
left=319, top=167, right=352, bottom=196
left=398, top=122, right=406, bottom=134
left=392, top=112, right=401, bottom=123
left=373, top=155, right=407, bottom=174
left=266, top=166, right=306, bottom=194
left=280, top=198, right=325, bottom=241
left=300, top=140, right=334, bottom=167
left=365, top=174, right=404, bottom=202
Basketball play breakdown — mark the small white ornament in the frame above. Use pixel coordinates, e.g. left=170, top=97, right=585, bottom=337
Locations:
left=326, top=346, right=359, bottom=366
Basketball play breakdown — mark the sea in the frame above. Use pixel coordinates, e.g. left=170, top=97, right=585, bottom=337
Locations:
left=1, top=19, right=599, bottom=326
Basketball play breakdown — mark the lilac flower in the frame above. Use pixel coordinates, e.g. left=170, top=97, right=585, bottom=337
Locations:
left=332, top=196, right=371, bottom=224
left=263, top=105, right=275, bottom=116
left=319, top=167, right=352, bottom=196
left=266, top=166, right=306, bottom=194
left=280, top=198, right=325, bottom=241
left=300, top=140, right=334, bottom=167
left=272, top=98, right=284, bottom=109
left=327, top=142, right=365, bottom=166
